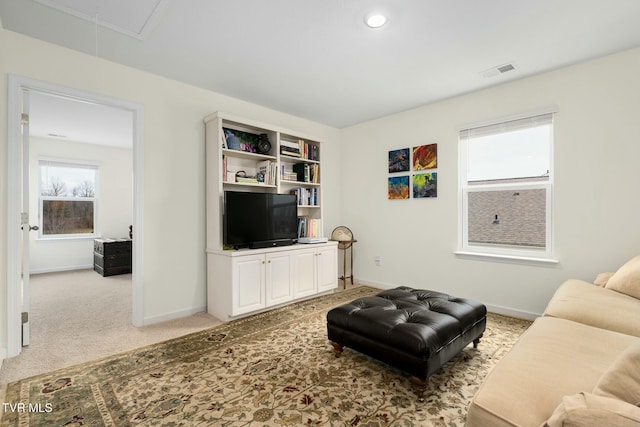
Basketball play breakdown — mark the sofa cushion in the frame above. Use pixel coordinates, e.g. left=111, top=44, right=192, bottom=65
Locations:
left=593, top=271, right=614, bottom=287
left=543, top=279, right=640, bottom=337
left=593, top=341, right=640, bottom=406
left=466, top=317, right=639, bottom=427
left=605, top=255, right=640, bottom=299
left=543, top=392, right=640, bottom=427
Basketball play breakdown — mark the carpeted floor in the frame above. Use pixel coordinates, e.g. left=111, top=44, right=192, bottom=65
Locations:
left=0, top=270, right=222, bottom=387
left=1, top=286, right=531, bottom=426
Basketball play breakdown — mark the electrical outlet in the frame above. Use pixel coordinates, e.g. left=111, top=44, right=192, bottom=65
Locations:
left=374, top=255, right=381, bottom=266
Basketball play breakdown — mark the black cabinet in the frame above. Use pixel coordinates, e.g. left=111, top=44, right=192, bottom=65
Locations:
left=93, top=238, right=132, bottom=277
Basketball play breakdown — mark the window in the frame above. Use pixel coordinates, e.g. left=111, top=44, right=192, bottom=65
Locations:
left=459, top=112, right=554, bottom=260
left=39, top=159, right=98, bottom=238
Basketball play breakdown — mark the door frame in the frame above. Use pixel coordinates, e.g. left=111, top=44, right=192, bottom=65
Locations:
left=6, top=74, right=145, bottom=358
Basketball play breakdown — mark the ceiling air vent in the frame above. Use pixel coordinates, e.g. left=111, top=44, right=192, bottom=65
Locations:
left=480, top=62, right=516, bottom=79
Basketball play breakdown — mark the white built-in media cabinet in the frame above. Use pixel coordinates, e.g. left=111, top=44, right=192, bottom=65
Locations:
left=204, top=112, right=338, bottom=321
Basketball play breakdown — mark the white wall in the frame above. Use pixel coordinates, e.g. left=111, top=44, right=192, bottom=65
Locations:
left=29, top=137, right=133, bottom=273
left=341, top=47, right=640, bottom=318
left=0, top=26, right=342, bottom=357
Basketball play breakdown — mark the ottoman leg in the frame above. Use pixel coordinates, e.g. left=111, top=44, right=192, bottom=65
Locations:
left=473, top=334, right=483, bottom=348
left=410, top=377, right=429, bottom=402
left=330, top=341, right=344, bottom=357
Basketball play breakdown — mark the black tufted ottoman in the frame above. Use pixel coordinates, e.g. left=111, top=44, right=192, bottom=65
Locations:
left=327, top=286, right=486, bottom=399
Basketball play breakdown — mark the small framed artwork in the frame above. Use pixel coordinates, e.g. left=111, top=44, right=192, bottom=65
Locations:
left=413, top=144, right=437, bottom=170
left=388, top=148, right=410, bottom=173
left=413, top=173, right=437, bottom=198
left=388, top=176, right=410, bottom=199
left=223, top=128, right=259, bottom=153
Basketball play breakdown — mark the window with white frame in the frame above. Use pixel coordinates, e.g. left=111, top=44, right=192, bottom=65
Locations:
left=39, top=159, right=98, bottom=237
left=459, top=112, right=554, bottom=259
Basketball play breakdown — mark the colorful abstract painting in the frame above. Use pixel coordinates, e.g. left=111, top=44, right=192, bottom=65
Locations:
left=413, top=144, right=437, bottom=170
left=388, top=148, right=410, bottom=173
left=388, top=176, right=409, bottom=199
left=413, top=172, right=437, bottom=198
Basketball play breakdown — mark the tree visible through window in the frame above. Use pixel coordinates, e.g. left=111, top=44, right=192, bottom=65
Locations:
left=39, top=160, right=97, bottom=236
left=459, top=112, right=554, bottom=258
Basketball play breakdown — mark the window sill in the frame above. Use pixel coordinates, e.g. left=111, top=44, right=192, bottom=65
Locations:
left=454, top=250, right=559, bottom=266
left=36, top=234, right=98, bottom=242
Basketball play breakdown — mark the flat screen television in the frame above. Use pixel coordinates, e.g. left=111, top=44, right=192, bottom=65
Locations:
left=223, top=191, right=298, bottom=249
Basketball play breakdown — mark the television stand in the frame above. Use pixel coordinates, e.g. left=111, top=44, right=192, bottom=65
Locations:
left=207, top=241, right=338, bottom=321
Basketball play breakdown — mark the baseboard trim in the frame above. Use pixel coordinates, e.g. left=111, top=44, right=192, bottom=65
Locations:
left=355, top=278, right=541, bottom=321
left=143, top=306, right=207, bottom=326
left=484, top=303, right=540, bottom=321
left=31, top=264, right=94, bottom=275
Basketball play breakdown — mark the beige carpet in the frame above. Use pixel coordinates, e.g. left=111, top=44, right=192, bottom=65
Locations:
left=0, top=270, right=222, bottom=391
left=1, top=286, right=532, bottom=426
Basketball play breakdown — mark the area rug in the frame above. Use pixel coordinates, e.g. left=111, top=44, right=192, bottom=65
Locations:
left=1, top=286, right=531, bottom=426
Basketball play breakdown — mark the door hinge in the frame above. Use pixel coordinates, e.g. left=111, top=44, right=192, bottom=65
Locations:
left=21, top=113, right=29, bottom=125
left=22, top=312, right=29, bottom=324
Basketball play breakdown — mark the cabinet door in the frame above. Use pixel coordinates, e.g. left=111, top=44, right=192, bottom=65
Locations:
left=293, top=248, right=317, bottom=299
left=265, top=252, right=293, bottom=306
left=232, top=254, right=266, bottom=315
left=316, top=245, right=338, bottom=293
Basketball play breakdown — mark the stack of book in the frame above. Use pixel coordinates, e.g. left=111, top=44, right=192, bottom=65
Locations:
left=280, top=164, right=299, bottom=182
left=280, top=140, right=302, bottom=157
left=235, top=176, right=259, bottom=184
left=280, top=139, right=319, bottom=161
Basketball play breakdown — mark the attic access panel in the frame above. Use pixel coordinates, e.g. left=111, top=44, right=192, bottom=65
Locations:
left=34, top=0, right=170, bottom=39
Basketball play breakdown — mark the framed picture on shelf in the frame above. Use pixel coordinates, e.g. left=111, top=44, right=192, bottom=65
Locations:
left=223, top=128, right=259, bottom=153
left=388, top=148, right=410, bottom=173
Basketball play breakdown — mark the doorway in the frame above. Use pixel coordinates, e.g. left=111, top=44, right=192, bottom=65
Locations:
left=6, top=75, right=145, bottom=358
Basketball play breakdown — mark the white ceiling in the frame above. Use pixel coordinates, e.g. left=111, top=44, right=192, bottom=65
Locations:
left=2, top=0, right=640, bottom=130
left=29, top=91, right=133, bottom=148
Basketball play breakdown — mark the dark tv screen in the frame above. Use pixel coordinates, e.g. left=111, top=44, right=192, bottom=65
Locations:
left=224, top=191, right=298, bottom=248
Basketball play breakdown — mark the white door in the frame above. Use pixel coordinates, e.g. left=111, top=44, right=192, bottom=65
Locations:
left=20, top=89, right=34, bottom=346
left=265, top=252, right=293, bottom=306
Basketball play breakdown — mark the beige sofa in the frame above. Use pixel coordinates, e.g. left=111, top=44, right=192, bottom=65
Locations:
left=466, top=256, right=640, bottom=427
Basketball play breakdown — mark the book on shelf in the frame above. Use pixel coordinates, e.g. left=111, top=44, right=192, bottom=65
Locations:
left=257, top=160, right=277, bottom=185
left=235, top=176, right=259, bottom=184
left=280, top=139, right=319, bottom=161
left=309, top=163, right=319, bottom=183
left=299, top=139, right=319, bottom=161
left=280, top=140, right=301, bottom=157
left=290, top=187, right=318, bottom=206
left=293, top=163, right=310, bottom=183
left=297, top=217, right=320, bottom=239
left=222, top=155, right=227, bottom=182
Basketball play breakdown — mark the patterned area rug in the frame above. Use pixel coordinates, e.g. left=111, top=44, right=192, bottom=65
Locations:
left=1, top=286, right=531, bottom=426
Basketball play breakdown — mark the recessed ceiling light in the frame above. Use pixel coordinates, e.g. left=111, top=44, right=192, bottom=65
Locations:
left=365, top=13, right=387, bottom=28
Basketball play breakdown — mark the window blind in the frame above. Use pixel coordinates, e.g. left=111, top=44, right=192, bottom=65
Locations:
left=460, top=113, right=553, bottom=140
